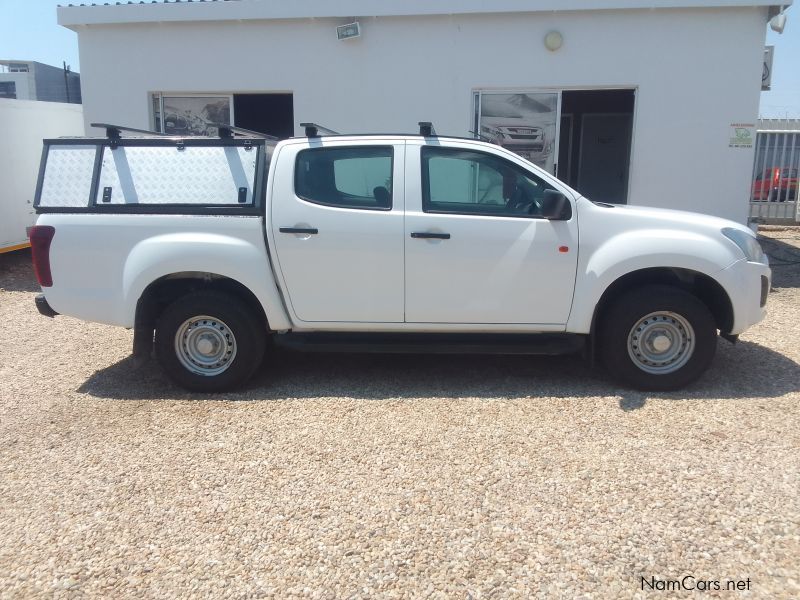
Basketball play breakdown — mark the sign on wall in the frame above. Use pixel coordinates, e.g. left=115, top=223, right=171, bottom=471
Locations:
left=729, top=123, right=755, bottom=149
left=476, top=92, right=559, bottom=174
left=152, top=94, right=232, bottom=136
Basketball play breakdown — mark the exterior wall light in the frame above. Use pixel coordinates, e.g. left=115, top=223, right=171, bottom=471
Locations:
left=544, top=31, right=563, bottom=52
left=770, top=11, right=786, bottom=34
left=337, top=22, right=361, bottom=40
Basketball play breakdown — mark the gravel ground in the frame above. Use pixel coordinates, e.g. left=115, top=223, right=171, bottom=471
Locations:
left=1, top=230, right=799, bottom=599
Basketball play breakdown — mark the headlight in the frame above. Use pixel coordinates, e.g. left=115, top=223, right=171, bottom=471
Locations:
left=721, top=227, right=764, bottom=262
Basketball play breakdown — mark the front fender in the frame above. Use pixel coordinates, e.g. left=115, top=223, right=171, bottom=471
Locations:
left=566, top=229, right=740, bottom=333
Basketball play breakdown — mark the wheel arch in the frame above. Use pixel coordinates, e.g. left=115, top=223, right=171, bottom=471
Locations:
left=133, top=272, right=270, bottom=358
left=586, top=267, right=733, bottom=365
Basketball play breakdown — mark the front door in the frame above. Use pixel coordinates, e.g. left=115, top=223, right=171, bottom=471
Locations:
left=270, top=140, right=405, bottom=323
left=404, top=142, right=578, bottom=325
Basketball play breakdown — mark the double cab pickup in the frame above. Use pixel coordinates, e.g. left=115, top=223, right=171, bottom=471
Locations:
left=29, top=124, right=771, bottom=392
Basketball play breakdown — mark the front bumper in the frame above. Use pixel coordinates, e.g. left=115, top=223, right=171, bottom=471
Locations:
left=35, top=294, right=59, bottom=318
left=717, top=258, right=771, bottom=335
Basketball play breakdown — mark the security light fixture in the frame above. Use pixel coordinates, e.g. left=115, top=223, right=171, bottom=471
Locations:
left=770, top=12, right=787, bottom=33
left=337, top=22, right=361, bottom=41
left=770, top=4, right=787, bottom=33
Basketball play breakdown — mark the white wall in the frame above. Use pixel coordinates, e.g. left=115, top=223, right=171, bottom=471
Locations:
left=74, top=7, right=767, bottom=222
left=0, top=100, right=84, bottom=249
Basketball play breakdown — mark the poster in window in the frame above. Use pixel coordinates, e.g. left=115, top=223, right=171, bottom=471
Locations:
left=478, top=93, right=558, bottom=173
left=162, top=96, right=231, bottom=136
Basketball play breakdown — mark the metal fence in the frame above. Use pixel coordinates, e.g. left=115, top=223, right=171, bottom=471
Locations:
left=749, top=121, right=800, bottom=223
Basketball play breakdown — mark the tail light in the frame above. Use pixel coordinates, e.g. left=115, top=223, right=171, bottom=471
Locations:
left=29, top=225, right=55, bottom=287
left=773, top=168, right=781, bottom=184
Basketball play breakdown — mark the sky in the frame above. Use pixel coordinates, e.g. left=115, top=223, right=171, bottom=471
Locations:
left=0, top=0, right=798, bottom=118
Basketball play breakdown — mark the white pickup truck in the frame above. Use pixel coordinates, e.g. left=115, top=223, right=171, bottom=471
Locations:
left=29, top=123, right=770, bottom=392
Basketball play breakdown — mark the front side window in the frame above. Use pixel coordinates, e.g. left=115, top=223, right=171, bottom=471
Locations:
left=295, top=146, right=393, bottom=210
left=422, top=146, right=556, bottom=217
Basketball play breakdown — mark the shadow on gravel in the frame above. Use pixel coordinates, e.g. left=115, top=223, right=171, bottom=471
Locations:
left=0, top=249, right=38, bottom=293
left=78, top=337, right=800, bottom=411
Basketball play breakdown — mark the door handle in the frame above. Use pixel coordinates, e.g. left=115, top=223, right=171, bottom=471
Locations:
left=279, top=227, right=318, bottom=234
left=410, top=232, right=451, bottom=240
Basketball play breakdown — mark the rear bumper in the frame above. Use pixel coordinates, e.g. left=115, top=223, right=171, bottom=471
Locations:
left=0, top=241, right=31, bottom=254
left=35, top=294, right=59, bottom=318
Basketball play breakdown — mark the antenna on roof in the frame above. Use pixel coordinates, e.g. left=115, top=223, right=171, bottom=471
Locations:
left=299, top=122, right=339, bottom=137
left=419, top=122, right=436, bottom=137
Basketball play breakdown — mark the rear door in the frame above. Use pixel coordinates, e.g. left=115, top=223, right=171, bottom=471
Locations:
left=270, top=139, right=405, bottom=323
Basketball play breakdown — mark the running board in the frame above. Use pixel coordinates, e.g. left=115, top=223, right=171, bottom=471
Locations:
left=272, top=332, right=586, bottom=355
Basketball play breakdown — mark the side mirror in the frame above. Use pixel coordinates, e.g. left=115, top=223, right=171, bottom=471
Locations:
left=541, top=190, right=572, bottom=220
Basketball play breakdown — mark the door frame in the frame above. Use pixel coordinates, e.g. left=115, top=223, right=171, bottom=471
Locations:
left=558, top=113, right=574, bottom=184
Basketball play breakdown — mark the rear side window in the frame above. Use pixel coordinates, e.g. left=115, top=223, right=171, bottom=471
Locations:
left=295, top=146, right=393, bottom=210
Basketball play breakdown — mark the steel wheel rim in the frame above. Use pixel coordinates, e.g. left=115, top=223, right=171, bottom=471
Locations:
left=174, top=315, right=237, bottom=377
left=627, top=311, right=695, bottom=375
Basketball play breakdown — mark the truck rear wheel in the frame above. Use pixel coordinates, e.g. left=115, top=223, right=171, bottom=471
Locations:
left=600, top=285, right=717, bottom=391
left=155, top=290, right=265, bottom=392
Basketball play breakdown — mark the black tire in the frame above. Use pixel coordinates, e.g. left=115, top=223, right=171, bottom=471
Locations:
left=599, top=285, right=717, bottom=391
left=155, top=290, right=266, bottom=392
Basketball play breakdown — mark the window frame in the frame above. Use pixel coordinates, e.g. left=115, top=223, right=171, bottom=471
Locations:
left=149, top=92, right=234, bottom=135
left=0, top=81, right=17, bottom=99
left=420, top=145, right=556, bottom=219
left=293, top=145, right=395, bottom=211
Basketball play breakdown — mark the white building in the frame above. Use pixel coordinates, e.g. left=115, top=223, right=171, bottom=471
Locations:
left=0, top=99, right=84, bottom=251
left=58, top=0, right=789, bottom=223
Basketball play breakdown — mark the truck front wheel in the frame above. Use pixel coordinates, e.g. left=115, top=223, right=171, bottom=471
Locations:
left=155, top=290, right=266, bottom=392
left=600, top=285, right=717, bottom=391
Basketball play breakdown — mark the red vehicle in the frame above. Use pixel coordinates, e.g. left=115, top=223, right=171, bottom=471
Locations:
left=752, top=167, right=799, bottom=201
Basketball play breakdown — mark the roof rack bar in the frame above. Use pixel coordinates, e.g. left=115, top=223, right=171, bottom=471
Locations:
left=299, top=122, right=339, bottom=137
left=208, top=122, right=278, bottom=140
left=419, top=122, right=436, bottom=137
left=91, top=122, right=169, bottom=138
left=468, top=129, right=494, bottom=143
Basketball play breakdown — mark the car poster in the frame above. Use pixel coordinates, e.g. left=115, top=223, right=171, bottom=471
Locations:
left=478, top=92, right=558, bottom=173
left=160, top=96, right=232, bottom=136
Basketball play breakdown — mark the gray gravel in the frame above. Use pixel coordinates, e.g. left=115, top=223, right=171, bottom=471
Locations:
left=1, top=230, right=799, bottom=598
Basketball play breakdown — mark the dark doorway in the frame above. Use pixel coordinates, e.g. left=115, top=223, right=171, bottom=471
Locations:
left=233, top=93, right=294, bottom=139
left=559, top=89, right=634, bottom=204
